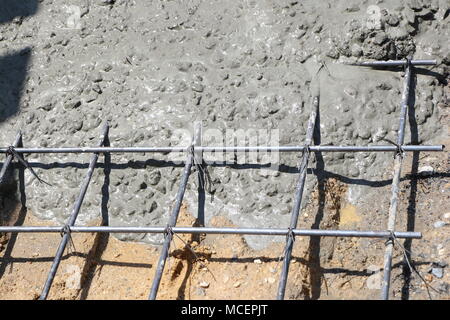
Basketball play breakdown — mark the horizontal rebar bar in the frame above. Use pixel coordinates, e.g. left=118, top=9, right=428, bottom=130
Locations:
left=0, top=226, right=422, bottom=239
left=345, top=59, right=437, bottom=67
left=0, top=131, right=22, bottom=185
left=39, top=122, right=109, bottom=300
left=197, top=145, right=444, bottom=152
left=0, top=145, right=444, bottom=154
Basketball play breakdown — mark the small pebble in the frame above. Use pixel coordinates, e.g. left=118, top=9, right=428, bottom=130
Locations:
left=191, top=82, right=204, bottom=93
left=254, top=259, right=262, bottom=264
left=418, top=165, right=434, bottom=176
left=199, top=281, right=210, bottom=288
left=196, top=287, right=206, bottom=296
left=386, top=15, right=399, bottom=26
left=431, top=267, right=444, bottom=279
left=176, top=62, right=192, bottom=72
left=266, top=277, right=275, bottom=284
left=373, top=32, right=388, bottom=45
left=233, top=281, right=241, bottom=288
left=349, top=167, right=360, bottom=177
left=433, top=221, right=447, bottom=228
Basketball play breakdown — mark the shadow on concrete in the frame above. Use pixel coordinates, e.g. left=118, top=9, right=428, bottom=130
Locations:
left=0, top=48, right=31, bottom=122
left=0, top=0, right=38, bottom=24
left=7, top=160, right=449, bottom=187
left=0, top=0, right=38, bottom=121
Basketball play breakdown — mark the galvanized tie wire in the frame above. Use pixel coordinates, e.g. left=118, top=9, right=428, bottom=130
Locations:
left=386, top=231, right=441, bottom=299
left=166, top=224, right=217, bottom=282
left=148, top=142, right=195, bottom=300
left=39, top=122, right=109, bottom=300
left=380, top=138, right=405, bottom=159
left=191, top=144, right=215, bottom=199
left=277, top=94, right=319, bottom=300
left=5, top=145, right=52, bottom=186
left=381, top=57, right=412, bottom=300
left=59, top=224, right=76, bottom=253
left=0, top=131, right=22, bottom=185
left=0, top=131, right=51, bottom=186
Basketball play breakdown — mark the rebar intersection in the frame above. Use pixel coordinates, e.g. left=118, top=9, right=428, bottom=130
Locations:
left=0, top=58, right=445, bottom=300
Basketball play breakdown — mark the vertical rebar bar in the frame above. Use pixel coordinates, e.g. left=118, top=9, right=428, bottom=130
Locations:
left=194, top=122, right=205, bottom=227
left=148, top=152, right=194, bottom=300
left=277, top=95, right=319, bottom=300
left=0, top=132, right=22, bottom=185
left=39, top=122, right=109, bottom=300
left=381, top=60, right=412, bottom=300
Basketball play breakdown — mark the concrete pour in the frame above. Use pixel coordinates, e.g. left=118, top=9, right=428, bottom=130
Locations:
left=0, top=0, right=448, bottom=249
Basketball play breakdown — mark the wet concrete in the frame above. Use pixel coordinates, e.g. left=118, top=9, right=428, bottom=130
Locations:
left=0, top=0, right=448, bottom=249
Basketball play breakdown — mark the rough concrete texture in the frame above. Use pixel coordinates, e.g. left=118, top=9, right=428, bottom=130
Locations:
left=0, top=0, right=448, bottom=249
